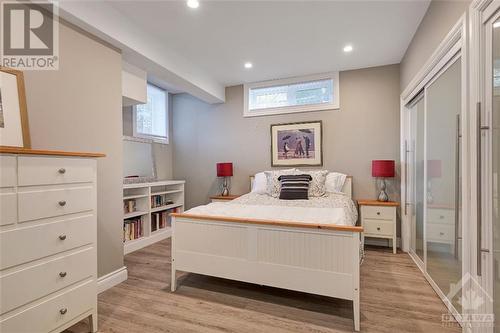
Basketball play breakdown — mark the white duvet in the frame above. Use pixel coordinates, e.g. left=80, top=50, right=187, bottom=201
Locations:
left=185, top=192, right=357, bottom=226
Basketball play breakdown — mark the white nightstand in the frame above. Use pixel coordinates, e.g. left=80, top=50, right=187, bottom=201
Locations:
left=358, top=200, right=399, bottom=254
left=210, top=194, right=242, bottom=203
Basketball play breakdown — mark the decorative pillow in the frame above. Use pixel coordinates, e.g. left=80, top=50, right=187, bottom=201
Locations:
left=296, top=169, right=329, bottom=197
left=326, top=172, right=347, bottom=193
left=251, top=172, right=267, bottom=194
left=278, top=174, right=312, bottom=200
left=264, top=169, right=297, bottom=197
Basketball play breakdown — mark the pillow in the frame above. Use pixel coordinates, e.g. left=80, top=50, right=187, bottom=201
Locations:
left=296, top=169, right=329, bottom=197
left=264, top=169, right=297, bottom=197
left=278, top=174, right=312, bottom=200
left=326, top=172, right=347, bottom=193
left=251, top=172, right=267, bottom=194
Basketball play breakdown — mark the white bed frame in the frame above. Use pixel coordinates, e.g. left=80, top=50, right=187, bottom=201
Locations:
left=170, top=176, right=362, bottom=331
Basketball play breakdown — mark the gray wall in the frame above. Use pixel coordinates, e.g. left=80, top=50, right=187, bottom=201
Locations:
left=122, top=101, right=174, bottom=180
left=23, top=21, right=124, bottom=277
left=173, top=64, right=401, bottom=210
left=400, top=0, right=471, bottom=92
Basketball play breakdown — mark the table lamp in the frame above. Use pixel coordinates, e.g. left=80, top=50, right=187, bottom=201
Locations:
left=372, top=160, right=395, bottom=202
left=217, top=162, right=233, bottom=196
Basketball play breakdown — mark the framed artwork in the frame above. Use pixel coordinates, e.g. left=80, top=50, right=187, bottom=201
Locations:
left=0, top=67, right=30, bottom=148
left=270, top=121, right=322, bottom=167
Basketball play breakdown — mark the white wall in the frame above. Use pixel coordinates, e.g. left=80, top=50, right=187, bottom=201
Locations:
left=23, top=21, right=124, bottom=277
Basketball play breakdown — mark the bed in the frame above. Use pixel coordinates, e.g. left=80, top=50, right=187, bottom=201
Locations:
left=170, top=176, right=363, bottom=331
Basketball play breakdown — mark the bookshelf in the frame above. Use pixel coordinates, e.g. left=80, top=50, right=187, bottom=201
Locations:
left=123, top=180, right=185, bottom=255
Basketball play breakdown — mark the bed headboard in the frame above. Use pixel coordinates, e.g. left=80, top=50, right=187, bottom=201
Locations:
left=249, top=175, right=353, bottom=198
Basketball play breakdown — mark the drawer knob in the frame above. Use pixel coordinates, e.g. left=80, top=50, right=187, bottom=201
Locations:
left=58, top=168, right=66, bottom=174
left=58, top=200, right=66, bottom=207
left=377, top=212, right=381, bottom=215
left=377, top=227, right=381, bottom=231
left=59, top=308, right=67, bottom=315
left=440, top=232, right=444, bottom=236
left=440, top=215, right=444, bottom=219
left=59, top=234, right=67, bottom=240
left=59, top=271, right=67, bottom=278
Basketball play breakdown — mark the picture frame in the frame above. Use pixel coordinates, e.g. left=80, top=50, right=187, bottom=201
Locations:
left=270, top=121, right=323, bottom=167
left=0, top=67, right=31, bottom=148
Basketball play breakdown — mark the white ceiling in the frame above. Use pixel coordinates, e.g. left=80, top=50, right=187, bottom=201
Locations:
left=109, top=0, right=430, bottom=87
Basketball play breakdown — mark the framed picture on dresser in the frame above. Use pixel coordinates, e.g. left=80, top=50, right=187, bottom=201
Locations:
left=0, top=67, right=30, bottom=148
left=270, top=120, right=322, bottom=167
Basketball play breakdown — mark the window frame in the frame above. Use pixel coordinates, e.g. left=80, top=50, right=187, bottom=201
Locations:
left=132, top=83, right=169, bottom=145
left=243, top=72, right=339, bottom=118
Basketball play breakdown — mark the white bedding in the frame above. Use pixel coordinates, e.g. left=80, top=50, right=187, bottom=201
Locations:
left=185, top=192, right=358, bottom=226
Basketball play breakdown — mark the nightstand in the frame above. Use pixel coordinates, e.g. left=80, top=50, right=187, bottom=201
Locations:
left=358, top=200, right=399, bottom=254
left=210, top=194, right=241, bottom=203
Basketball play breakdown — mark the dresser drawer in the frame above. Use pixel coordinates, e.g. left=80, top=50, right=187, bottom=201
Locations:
left=18, top=185, right=93, bottom=222
left=0, top=247, right=94, bottom=314
left=0, top=215, right=95, bottom=270
left=427, top=223, right=454, bottom=243
left=427, top=208, right=455, bottom=224
left=0, top=280, right=95, bottom=333
left=0, top=192, right=17, bottom=226
left=0, top=156, right=16, bottom=187
left=363, top=219, right=394, bottom=237
left=18, top=156, right=95, bottom=186
left=361, top=205, right=395, bottom=220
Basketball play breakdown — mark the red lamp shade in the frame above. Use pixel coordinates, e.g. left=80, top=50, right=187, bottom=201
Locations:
left=372, top=160, right=395, bottom=178
left=216, top=162, right=233, bottom=177
left=427, top=159, right=442, bottom=178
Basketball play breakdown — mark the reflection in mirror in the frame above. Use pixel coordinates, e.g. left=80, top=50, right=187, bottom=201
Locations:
left=425, top=58, right=462, bottom=312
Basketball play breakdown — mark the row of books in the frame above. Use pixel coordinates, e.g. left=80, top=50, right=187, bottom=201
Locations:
left=123, top=217, right=143, bottom=242
left=151, top=207, right=180, bottom=232
left=151, top=194, right=174, bottom=208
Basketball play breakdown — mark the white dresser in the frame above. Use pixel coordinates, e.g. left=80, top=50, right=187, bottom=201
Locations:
left=0, top=148, right=103, bottom=333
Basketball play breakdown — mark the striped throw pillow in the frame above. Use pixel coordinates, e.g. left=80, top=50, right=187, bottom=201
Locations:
left=278, top=174, right=312, bottom=200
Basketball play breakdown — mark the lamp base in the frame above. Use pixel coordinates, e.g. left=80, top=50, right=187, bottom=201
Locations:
left=377, top=178, right=389, bottom=202
left=377, top=190, right=389, bottom=202
left=221, top=177, right=230, bottom=196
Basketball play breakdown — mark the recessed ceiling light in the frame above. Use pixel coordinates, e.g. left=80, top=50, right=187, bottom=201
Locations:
left=494, top=21, right=500, bottom=28
left=343, top=45, right=353, bottom=53
left=244, top=62, right=253, bottom=69
left=187, top=0, right=199, bottom=9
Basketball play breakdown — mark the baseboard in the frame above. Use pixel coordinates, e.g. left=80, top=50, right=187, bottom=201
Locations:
left=97, top=266, right=128, bottom=294
left=365, top=237, right=401, bottom=248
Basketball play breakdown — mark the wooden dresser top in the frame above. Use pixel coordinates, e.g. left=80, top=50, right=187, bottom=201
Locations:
left=0, top=146, right=105, bottom=158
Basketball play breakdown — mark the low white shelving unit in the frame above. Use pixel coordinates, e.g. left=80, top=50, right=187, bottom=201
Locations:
left=123, top=180, right=185, bottom=255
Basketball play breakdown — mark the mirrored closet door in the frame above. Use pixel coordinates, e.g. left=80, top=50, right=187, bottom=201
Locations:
left=476, top=3, right=500, bottom=331
left=404, top=49, right=464, bottom=319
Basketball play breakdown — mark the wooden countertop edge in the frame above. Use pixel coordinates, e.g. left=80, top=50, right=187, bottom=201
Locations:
left=0, top=146, right=106, bottom=158
left=170, top=212, right=364, bottom=233
left=357, top=200, right=400, bottom=207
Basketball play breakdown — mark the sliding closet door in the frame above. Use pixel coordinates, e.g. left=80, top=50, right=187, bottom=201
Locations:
left=493, top=16, right=500, bottom=330
left=425, top=57, right=462, bottom=312
left=408, top=96, right=425, bottom=263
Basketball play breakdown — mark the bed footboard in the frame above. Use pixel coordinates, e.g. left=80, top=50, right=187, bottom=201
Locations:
left=170, top=214, right=362, bottom=331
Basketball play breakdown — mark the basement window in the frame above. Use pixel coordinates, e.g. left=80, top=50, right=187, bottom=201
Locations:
left=244, top=72, right=339, bottom=117
left=133, top=83, right=168, bottom=144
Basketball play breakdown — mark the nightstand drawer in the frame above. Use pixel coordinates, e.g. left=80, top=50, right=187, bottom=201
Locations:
left=361, top=205, right=394, bottom=220
left=363, top=219, right=394, bottom=236
left=427, top=223, right=454, bottom=243
left=427, top=208, right=454, bottom=224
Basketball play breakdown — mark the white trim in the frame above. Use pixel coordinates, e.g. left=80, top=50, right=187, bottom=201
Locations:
left=243, top=72, right=339, bottom=117
left=97, top=266, right=128, bottom=294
